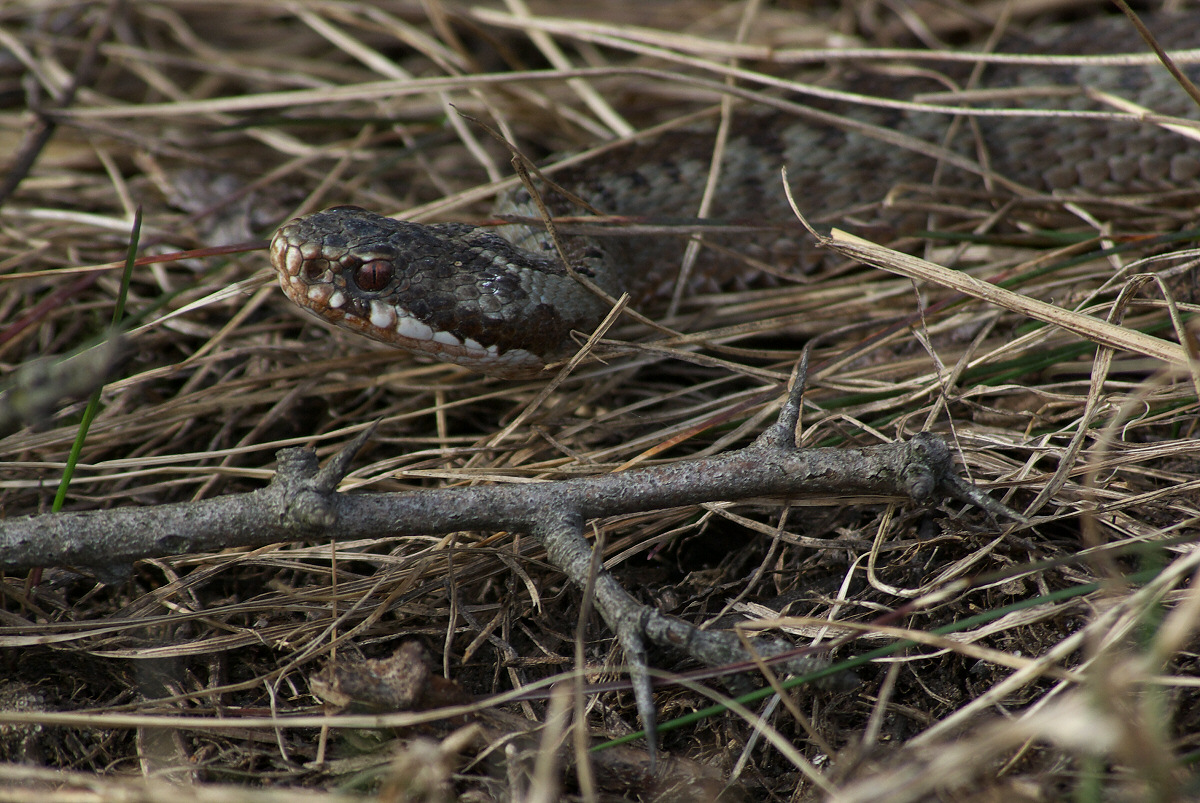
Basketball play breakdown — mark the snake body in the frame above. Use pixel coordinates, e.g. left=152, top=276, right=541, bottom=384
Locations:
left=270, top=13, right=1200, bottom=377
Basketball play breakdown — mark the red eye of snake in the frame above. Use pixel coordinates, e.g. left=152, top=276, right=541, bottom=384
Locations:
left=354, top=260, right=393, bottom=291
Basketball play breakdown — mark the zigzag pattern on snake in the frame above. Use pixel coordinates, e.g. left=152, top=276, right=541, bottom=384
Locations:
left=270, top=12, right=1200, bottom=377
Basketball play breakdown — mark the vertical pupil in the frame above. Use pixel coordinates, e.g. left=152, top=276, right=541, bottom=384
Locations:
left=355, top=260, right=393, bottom=291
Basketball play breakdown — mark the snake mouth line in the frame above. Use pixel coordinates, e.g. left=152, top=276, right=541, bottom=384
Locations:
left=269, top=216, right=547, bottom=377
left=266, top=9, right=1200, bottom=381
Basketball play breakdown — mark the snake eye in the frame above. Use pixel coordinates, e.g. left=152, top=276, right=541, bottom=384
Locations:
left=354, top=259, right=393, bottom=292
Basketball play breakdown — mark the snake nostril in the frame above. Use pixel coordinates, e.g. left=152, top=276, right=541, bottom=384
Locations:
left=354, top=260, right=394, bottom=292
left=302, top=259, right=330, bottom=282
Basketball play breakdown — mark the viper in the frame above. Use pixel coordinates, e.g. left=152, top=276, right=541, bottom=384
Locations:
left=270, top=13, right=1200, bottom=376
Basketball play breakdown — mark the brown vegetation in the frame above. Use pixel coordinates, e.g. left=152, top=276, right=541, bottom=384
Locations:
left=1, top=1, right=1199, bottom=800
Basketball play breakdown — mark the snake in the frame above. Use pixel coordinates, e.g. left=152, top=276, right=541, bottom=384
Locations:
left=269, top=12, right=1200, bottom=377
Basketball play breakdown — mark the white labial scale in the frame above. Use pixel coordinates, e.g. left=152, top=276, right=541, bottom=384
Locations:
left=396, top=315, right=434, bottom=342
left=328, top=290, right=345, bottom=309
left=431, top=330, right=460, bottom=347
left=306, top=283, right=333, bottom=304
left=369, top=300, right=397, bottom=330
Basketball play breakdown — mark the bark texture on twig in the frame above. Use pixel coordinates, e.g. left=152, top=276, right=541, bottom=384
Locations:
left=0, top=431, right=996, bottom=578
left=0, top=363, right=1021, bottom=763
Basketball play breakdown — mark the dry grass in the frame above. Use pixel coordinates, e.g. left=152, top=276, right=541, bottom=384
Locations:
left=2, top=1, right=1200, bottom=800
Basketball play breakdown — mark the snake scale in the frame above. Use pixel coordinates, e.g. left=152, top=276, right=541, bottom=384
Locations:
left=270, top=12, right=1200, bottom=377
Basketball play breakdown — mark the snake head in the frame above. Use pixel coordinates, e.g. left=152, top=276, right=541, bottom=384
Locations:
left=270, top=206, right=611, bottom=378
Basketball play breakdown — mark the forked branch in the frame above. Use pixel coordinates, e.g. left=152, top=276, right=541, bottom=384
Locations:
left=0, top=359, right=1023, bottom=762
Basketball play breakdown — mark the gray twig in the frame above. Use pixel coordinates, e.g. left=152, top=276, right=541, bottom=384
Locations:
left=0, top=365, right=1024, bottom=763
